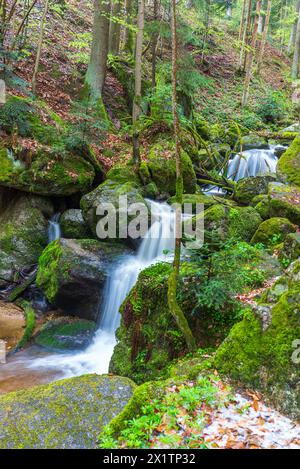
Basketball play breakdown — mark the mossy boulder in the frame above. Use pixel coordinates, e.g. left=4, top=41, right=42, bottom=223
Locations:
left=234, top=175, right=276, bottom=205
left=80, top=180, right=149, bottom=247
left=0, top=146, right=95, bottom=196
left=167, top=193, right=236, bottom=212
left=34, top=317, right=97, bottom=351
left=280, top=232, right=300, bottom=262
left=277, top=137, right=300, bottom=187
left=188, top=204, right=262, bottom=247
left=241, top=135, right=269, bottom=150
left=266, top=182, right=300, bottom=225
left=214, top=260, right=300, bottom=419
left=147, top=142, right=197, bottom=196
left=251, top=218, right=296, bottom=247
left=60, top=209, right=91, bottom=239
left=36, top=238, right=130, bottom=321
left=0, top=374, right=136, bottom=449
left=0, top=195, right=49, bottom=288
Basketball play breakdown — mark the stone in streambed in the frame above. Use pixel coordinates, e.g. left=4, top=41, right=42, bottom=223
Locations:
left=0, top=374, right=136, bottom=449
left=36, top=238, right=130, bottom=321
left=60, top=209, right=91, bottom=239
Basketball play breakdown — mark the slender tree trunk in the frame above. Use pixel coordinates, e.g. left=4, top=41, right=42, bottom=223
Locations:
left=109, top=0, right=122, bottom=55
left=85, top=0, right=111, bottom=98
left=124, top=0, right=134, bottom=55
left=242, top=0, right=261, bottom=106
left=292, top=6, right=300, bottom=79
left=132, top=0, right=144, bottom=165
left=32, top=0, right=49, bottom=95
left=151, top=0, right=159, bottom=88
left=288, top=0, right=300, bottom=55
left=239, top=0, right=247, bottom=41
left=257, top=0, right=271, bottom=75
left=240, top=0, right=253, bottom=71
left=168, top=0, right=196, bottom=353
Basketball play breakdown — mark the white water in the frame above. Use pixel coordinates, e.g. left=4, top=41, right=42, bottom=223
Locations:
left=204, top=145, right=284, bottom=195
left=28, top=200, right=176, bottom=378
left=48, top=213, right=61, bottom=242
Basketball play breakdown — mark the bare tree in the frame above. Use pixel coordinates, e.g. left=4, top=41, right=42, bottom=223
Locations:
left=109, top=0, right=122, bottom=55
left=292, top=4, right=300, bottom=79
left=288, top=1, right=300, bottom=55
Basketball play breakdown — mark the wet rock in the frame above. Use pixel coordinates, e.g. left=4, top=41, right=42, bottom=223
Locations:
left=60, top=209, right=91, bottom=239
left=0, top=374, right=136, bottom=448
left=36, top=238, right=130, bottom=321
left=234, top=175, right=276, bottom=205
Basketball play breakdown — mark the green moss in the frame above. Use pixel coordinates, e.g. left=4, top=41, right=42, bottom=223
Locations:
left=147, top=141, right=197, bottom=196
left=280, top=232, right=300, bottom=261
left=251, top=218, right=296, bottom=247
left=234, top=175, right=276, bottom=205
left=15, top=302, right=36, bottom=351
left=277, top=136, right=300, bottom=186
left=36, top=240, right=63, bottom=303
left=35, top=318, right=96, bottom=351
left=267, top=183, right=300, bottom=225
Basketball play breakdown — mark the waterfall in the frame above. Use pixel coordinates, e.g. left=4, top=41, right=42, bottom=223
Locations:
left=203, top=144, right=284, bottom=195
left=28, top=200, right=176, bottom=377
left=48, top=213, right=61, bottom=243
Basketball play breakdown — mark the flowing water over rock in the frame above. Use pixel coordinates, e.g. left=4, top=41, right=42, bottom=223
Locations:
left=0, top=201, right=176, bottom=384
left=48, top=213, right=61, bottom=242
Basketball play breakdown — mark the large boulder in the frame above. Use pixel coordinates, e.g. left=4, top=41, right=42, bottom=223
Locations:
left=0, top=194, right=50, bottom=289
left=188, top=204, right=262, bottom=246
left=0, top=146, right=95, bottom=196
left=280, top=232, right=300, bottom=262
left=34, top=317, right=97, bottom=351
left=266, top=182, right=300, bottom=225
left=277, top=137, right=300, bottom=187
left=0, top=374, right=136, bottom=449
left=147, top=141, right=197, bottom=196
left=80, top=180, right=149, bottom=247
left=36, top=238, right=129, bottom=321
left=214, top=260, right=300, bottom=420
left=60, top=209, right=91, bottom=239
left=251, top=217, right=296, bottom=248
left=241, top=135, right=269, bottom=150
left=234, top=175, right=276, bottom=205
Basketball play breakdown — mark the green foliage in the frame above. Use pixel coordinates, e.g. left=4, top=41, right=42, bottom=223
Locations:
left=15, top=302, right=36, bottom=350
left=255, top=91, right=288, bottom=125
left=0, top=96, right=35, bottom=137
left=100, top=375, right=229, bottom=449
left=182, top=240, right=266, bottom=325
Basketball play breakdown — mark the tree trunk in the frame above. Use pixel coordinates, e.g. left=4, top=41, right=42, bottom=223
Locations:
left=85, top=0, right=111, bottom=98
left=239, top=0, right=247, bottom=41
left=109, top=0, right=122, bottom=55
left=240, top=0, right=253, bottom=71
left=288, top=1, right=300, bottom=55
left=124, top=0, right=134, bottom=55
left=242, top=0, right=261, bottom=106
left=292, top=6, right=300, bottom=79
left=32, top=0, right=49, bottom=95
left=167, top=0, right=196, bottom=353
left=257, top=0, right=272, bottom=75
left=132, top=0, right=144, bottom=165
left=151, top=0, right=159, bottom=88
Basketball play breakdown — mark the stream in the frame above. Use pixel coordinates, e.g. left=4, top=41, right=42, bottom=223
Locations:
left=0, top=144, right=284, bottom=392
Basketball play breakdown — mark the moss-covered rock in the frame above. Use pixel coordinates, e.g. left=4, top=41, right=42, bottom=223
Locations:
left=280, top=232, right=300, bottom=262
left=36, top=238, right=130, bottom=321
left=147, top=141, right=197, bottom=196
left=0, top=195, right=49, bottom=288
left=168, top=193, right=236, bottom=211
left=251, top=218, right=296, bottom=247
left=241, top=135, right=269, bottom=150
left=0, top=374, right=136, bottom=448
left=234, top=175, right=276, bottom=205
left=80, top=180, right=149, bottom=247
left=0, top=147, right=95, bottom=196
left=60, top=209, right=91, bottom=239
left=277, top=137, right=300, bottom=187
left=214, top=260, right=300, bottom=420
left=266, top=182, right=300, bottom=225
left=34, top=317, right=97, bottom=351
left=188, top=204, right=262, bottom=246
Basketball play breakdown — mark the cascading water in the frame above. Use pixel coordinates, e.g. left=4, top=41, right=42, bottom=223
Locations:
left=26, top=200, right=176, bottom=378
left=203, top=144, right=285, bottom=195
left=48, top=213, right=61, bottom=242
